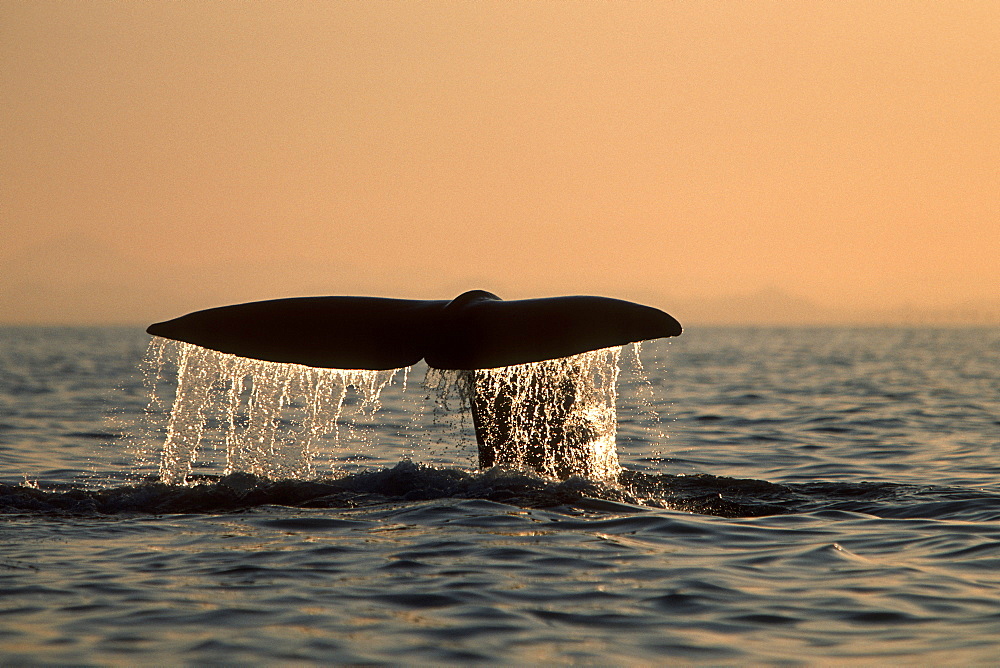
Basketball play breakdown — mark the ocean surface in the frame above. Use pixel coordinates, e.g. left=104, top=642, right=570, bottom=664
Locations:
left=1, top=325, right=998, bottom=665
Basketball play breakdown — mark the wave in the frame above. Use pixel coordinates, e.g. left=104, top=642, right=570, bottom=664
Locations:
left=3, top=461, right=999, bottom=521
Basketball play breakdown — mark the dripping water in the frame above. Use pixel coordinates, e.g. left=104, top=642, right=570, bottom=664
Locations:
left=144, top=338, right=406, bottom=484
left=427, top=348, right=624, bottom=481
left=142, top=339, right=635, bottom=485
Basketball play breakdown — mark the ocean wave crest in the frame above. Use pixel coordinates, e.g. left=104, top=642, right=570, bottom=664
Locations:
left=4, top=461, right=999, bottom=521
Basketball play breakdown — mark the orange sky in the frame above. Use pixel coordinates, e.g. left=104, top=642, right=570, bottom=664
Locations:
left=2, top=1, right=997, bottom=324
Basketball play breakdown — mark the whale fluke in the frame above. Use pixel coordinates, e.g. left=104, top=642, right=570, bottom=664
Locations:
left=428, top=290, right=681, bottom=369
left=146, top=290, right=681, bottom=370
left=146, top=296, right=447, bottom=370
left=147, top=290, right=681, bottom=479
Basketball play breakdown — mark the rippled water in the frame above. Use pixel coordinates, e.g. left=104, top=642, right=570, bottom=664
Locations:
left=2, top=326, right=999, bottom=664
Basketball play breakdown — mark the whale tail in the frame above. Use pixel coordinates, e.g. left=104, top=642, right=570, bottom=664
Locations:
left=146, top=290, right=681, bottom=370
left=147, top=290, right=682, bottom=479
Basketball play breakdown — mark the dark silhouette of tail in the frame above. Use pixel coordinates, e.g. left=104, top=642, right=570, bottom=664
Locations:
left=147, top=290, right=682, bottom=479
left=146, top=290, right=682, bottom=370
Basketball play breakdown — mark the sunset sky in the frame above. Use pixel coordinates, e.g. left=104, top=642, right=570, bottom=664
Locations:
left=3, top=1, right=997, bottom=324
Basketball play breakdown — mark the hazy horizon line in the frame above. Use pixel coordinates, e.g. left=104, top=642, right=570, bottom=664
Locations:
left=1, top=285, right=997, bottom=327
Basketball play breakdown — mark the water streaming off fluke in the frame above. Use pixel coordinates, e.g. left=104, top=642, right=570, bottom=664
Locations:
left=147, top=338, right=406, bottom=484
left=144, top=337, right=626, bottom=484
left=435, top=348, right=623, bottom=481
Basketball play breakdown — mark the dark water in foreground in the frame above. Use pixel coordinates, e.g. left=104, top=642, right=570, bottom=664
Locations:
left=1, top=326, right=998, bottom=664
